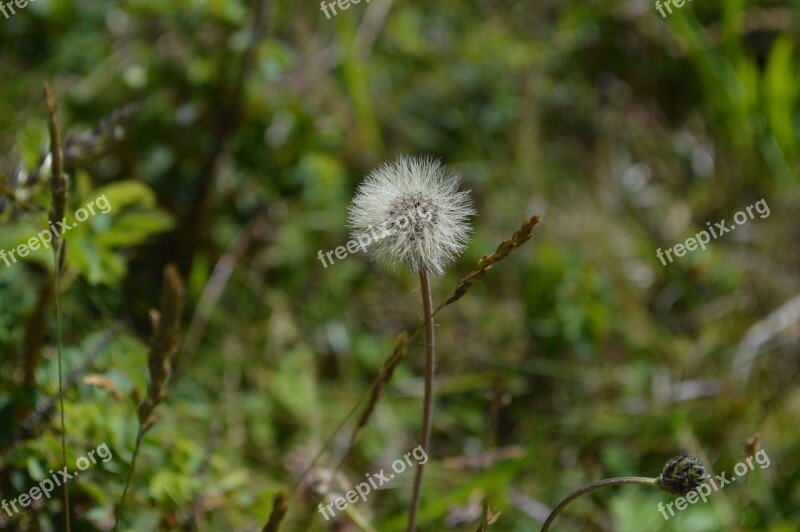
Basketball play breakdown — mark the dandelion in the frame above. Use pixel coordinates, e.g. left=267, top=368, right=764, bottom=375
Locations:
left=348, top=156, right=475, bottom=275
left=348, top=155, right=474, bottom=531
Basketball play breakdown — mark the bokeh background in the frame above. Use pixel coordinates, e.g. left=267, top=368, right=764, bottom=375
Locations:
left=1, top=0, right=799, bottom=530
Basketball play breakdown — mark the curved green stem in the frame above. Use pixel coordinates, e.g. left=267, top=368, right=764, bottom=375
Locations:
left=541, top=476, right=659, bottom=531
left=115, top=427, right=145, bottom=531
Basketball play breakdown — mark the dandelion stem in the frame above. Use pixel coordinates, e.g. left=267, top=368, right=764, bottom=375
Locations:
left=291, top=215, right=539, bottom=499
left=407, top=269, right=435, bottom=532
left=541, top=476, right=659, bottom=531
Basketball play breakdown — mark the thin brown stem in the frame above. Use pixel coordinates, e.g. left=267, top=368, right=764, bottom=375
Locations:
left=44, top=83, right=70, bottom=532
left=407, top=269, right=435, bottom=532
left=54, top=249, right=69, bottom=532
left=541, top=476, right=659, bottom=531
left=261, top=490, right=288, bottom=532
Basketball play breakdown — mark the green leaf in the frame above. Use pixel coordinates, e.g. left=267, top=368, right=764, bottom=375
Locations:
left=94, top=211, right=174, bottom=248
left=92, top=181, right=159, bottom=211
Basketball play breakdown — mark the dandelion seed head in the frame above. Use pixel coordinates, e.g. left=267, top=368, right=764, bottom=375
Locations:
left=348, top=156, right=475, bottom=275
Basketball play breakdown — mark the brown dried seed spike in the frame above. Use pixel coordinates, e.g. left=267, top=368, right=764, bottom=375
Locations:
left=745, top=432, right=762, bottom=457
left=262, top=490, right=288, bottom=532
left=138, top=264, right=185, bottom=434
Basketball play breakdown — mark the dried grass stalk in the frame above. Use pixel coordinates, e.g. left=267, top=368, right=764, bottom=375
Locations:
left=262, top=490, right=288, bottom=532
left=137, top=264, right=185, bottom=432
left=116, top=265, right=185, bottom=530
left=439, top=214, right=540, bottom=311
left=476, top=507, right=501, bottom=531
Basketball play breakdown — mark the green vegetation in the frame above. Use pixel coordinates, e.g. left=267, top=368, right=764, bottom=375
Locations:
left=1, top=0, right=798, bottom=530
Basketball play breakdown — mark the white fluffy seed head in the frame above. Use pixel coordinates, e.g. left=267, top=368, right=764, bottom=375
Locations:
left=348, top=156, right=475, bottom=275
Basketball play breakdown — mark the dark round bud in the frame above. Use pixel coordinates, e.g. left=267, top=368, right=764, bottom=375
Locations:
left=657, top=455, right=710, bottom=495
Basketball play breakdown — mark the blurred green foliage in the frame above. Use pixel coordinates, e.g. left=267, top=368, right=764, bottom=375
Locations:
left=1, top=0, right=799, bottom=530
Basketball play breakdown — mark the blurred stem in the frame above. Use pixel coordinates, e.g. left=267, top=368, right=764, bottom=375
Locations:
left=115, top=427, right=145, bottom=531
left=261, top=490, right=288, bottom=532
left=45, top=83, right=70, bottom=532
left=407, top=269, right=435, bottom=532
left=178, top=0, right=270, bottom=274
left=541, top=476, right=658, bottom=531
left=54, top=249, right=69, bottom=532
